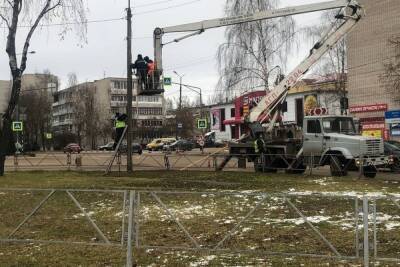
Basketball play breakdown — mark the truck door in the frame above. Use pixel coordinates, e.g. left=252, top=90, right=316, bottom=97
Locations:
left=303, top=119, right=323, bottom=156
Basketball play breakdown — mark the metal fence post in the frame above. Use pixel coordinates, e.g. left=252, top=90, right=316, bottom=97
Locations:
left=309, top=153, right=314, bottom=176
left=67, top=153, right=71, bottom=171
left=359, top=154, right=364, bottom=179
left=14, top=154, right=18, bottom=171
left=126, top=191, right=135, bottom=267
left=363, top=196, right=369, bottom=267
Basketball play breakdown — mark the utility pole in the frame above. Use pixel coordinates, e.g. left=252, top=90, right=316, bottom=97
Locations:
left=126, top=0, right=133, bottom=172
left=173, top=71, right=184, bottom=139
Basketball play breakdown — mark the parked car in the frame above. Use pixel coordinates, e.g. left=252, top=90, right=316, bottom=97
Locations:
left=384, top=141, right=400, bottom=172
left=119, top=143, right=143, bottom=155
left=387, top=140, right=400, bottom=149
left=63, top=143, right=82, bottom=154
left=163, top=139, right=195, bottom=151
left=146, top=138, right=176, bottom=151
left=98, top=142, right=114, bottom=151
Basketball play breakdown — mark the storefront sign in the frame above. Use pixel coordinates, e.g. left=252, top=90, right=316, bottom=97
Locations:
left=391, top=124, right=400, bottom=137
left=349, top=104, right=388, bottom=113
left=385, top=110, right=400, bottom=124
left=384, top=129, right=390, bottom=140
left=362, top=123, right=386, bottom=130
left=362, top=129, right=383, bottom=138
left=359, top=117, right=385, bottom=123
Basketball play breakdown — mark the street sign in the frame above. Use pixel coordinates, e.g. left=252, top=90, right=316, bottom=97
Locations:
left=163, top=77, right=172, bottom=86
left=46, top=133, right=53, bottom=140
left=197, top=119, right=207, bottom=129
left=385, top=110, right=400, bottom=124
left=12, top=121, right=23, bottom=132
left=177, top=123, right=183, bottom=129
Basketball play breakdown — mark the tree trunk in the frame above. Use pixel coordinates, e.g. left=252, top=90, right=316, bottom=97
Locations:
left=0, top=116, right=15, bottom=176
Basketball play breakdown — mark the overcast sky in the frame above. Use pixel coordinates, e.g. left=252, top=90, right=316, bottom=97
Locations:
left=0, top=0, right=333, bottom=102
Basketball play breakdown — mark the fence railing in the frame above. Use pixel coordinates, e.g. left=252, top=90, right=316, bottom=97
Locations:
left=5, top=151, right=395, bottom=178
left=1, top=188, right=399, bottom=266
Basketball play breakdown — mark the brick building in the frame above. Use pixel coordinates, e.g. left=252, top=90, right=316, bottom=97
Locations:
left=347, top=0, right=400, bottom=140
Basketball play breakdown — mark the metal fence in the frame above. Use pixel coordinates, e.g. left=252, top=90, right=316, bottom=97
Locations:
left=5, top=151, right=396, bottom=179
left=1, top=188, right=399, bottom=266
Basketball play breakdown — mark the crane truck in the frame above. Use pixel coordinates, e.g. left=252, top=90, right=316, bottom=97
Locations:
left=145, top=0, right=389, bottom=178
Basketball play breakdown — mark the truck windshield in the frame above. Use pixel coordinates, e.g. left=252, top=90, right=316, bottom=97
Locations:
left=322, top=117, right=356, bottom=134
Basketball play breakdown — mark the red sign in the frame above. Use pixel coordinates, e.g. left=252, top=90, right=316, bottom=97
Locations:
left=362, top=123, right=386, bottom=130
left=384, top=129, right=390, bottom=141
left=349, top=104, right=388, bottom=113
left=359, top=117, right=385, bottom=123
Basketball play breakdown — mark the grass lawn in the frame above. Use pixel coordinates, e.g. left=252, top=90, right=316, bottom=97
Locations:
left=0, top=171, right=400, bottom=266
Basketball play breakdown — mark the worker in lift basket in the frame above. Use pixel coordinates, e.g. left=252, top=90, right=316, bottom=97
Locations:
left=133, top=54, right=148, bottom=90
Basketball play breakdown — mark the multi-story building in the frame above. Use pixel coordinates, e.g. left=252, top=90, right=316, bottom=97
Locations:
left=347, top=0, right=400, bottom=140
left=0, top=80, right=10, bottom=117
left=52, top=77, right=166, bottom=148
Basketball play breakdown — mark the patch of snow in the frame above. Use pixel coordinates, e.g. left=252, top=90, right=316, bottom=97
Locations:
left=72, top=211, right=95, bottom=218
left=385, top=222, right=400, bottom=231
left=189, top=255, right=217, bottom=267
left=114, top=211, right=124, bottom=218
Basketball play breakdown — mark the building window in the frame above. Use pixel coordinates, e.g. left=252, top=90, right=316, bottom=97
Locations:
left=230, top=108, right=235, bottom=118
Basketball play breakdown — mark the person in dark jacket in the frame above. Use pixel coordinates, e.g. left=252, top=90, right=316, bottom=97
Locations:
left=254, top=134, right=266, bottom=154
left=133, top=54, right=148, bottom=90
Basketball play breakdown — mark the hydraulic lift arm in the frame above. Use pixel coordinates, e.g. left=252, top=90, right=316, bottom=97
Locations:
left=249, top=1, right=363, bottom=126
left=153, top=0, right=361, bottom=92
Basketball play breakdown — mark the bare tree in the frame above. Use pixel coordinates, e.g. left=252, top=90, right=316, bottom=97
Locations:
left=67, top=72, right=79, bottom=88
left=381, top=36, right=400, bottom=103
left=70, top=83, right=103, bottom=150
left=0, top=0, right=87, bottom=175
left=217, top=0, right=296, bottom=99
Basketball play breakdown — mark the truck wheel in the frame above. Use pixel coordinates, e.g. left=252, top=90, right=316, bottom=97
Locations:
left=330, top=156, right=348, bottom=177
left=363, top=166, right=377, bottom=178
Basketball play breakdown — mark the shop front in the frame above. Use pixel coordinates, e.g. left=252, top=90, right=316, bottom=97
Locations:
left=385, top=110, right=400, bottom=140
left=223, top=91, right=266, bottom=140
left=349, top=104, right=388, bottom=139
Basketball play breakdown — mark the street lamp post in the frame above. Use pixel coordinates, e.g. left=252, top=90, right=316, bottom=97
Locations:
left=173, top=71, right=185, bottom=139
left=173, top=71, right=185, bottom=110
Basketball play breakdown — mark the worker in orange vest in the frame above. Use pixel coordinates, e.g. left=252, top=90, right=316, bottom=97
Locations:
left=144, top=56, right=156, bottom=90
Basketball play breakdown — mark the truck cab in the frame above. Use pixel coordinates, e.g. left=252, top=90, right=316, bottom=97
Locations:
left=303, top=115, right=389, bottom=177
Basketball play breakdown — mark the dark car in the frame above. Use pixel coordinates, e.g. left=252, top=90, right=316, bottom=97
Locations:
left=98, top=142, right=114, bottom=151
left=63, top=143, right=82, bottom=154
left=384, top=142, right=400, bottom=172
left=163, top=140, right=195, bottom=151
left=387, top=140, right=400, bottom=149
left=119, top=143, right=143, bottom=155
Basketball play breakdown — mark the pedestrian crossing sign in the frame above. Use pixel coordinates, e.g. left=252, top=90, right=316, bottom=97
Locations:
left=197, top=119, right=207, bottom=129
left=12, top=121, right=23, bottom=132
left=163, top=77, right=172, bottom=86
